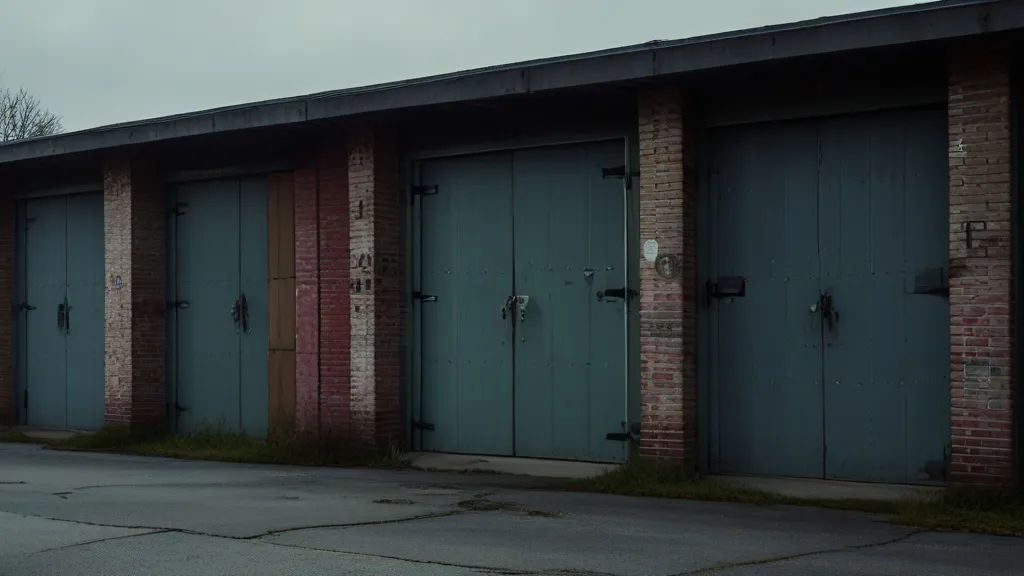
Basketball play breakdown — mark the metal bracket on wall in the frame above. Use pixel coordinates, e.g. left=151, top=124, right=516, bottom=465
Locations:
left=410, top=184, right=439, bottom=205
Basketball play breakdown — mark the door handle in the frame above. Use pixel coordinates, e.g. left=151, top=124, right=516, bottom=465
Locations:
left=57, top=301, right=65, bottom=331
left=231, top=299, right=241, bottom=334
left=239, top=292, right=250, bottom=334
left=820, top=292, right=838, bottom=332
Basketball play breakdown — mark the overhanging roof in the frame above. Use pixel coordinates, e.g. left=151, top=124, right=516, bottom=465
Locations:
left=0, top=0, right=1019, bottom=164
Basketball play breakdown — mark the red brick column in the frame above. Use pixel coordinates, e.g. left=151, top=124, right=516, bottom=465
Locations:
left=947, top=41, right=1015, bottom=487
left=293, top=157, right=321, bottom=434
left=103, top=154, right=166, bottom=428
left=348, top=124, right=404, bottom=448
left=637, top=85, right=697, bottom=465
left=0, top=193, right=13, bottom=426
left=293, top=144, right=352, bottom=438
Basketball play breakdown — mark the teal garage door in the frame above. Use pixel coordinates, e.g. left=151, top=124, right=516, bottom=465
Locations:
left=168, top=176, right=269, bottom=436
left=18, top=192, right=105, bottom=430
left=412, top=140, right=629, bottom=462
left=704, top=107, right=951, bottom=484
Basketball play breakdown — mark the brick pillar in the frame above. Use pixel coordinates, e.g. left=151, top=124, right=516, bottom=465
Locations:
left=293, top=157, right=321, bottom=434
left=348, top=124, right=404, bottom=449
left=293, top=144, right=352, bottom=438
left=0, top=194, right=13, bottom=426
left=103, top=154, right=166, bottom=428
left=637, top=85, right=698, bottom=465
left=948, top=41, right=1015, bottom=487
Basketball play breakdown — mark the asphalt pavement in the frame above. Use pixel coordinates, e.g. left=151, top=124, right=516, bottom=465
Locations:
left=0, top=443, right=1021, bottom=575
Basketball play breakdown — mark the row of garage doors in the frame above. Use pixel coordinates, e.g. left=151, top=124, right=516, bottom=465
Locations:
left=14, top=177, right=271, bottom=436
left=10, top=105, right=952, bottom=485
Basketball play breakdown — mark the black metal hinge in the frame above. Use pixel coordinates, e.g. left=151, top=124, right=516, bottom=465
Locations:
left=412, top=292, right=437, bottom=303
left=168, top=301, right=190, bottom=310
left=166, top=202, right=189, bottom=216
left=412, top=420, right=435, bottom=431
left=601, top=165, right=640, bottom=188
left=606, top=423, right=641, bottom=442
left=410, top=184, right=439, bottom=205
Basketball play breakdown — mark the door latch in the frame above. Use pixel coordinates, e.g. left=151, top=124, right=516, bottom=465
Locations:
left=820, top=292, right=838, bottom=332
left=516, top=295, right=530, bottom=323
left=57, top=300, right=66, bottom=332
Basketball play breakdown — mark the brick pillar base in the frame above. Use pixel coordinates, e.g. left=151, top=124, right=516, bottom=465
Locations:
left=103, top=154, right=166, bottom=429
left=947, top=40, right=1015, bottom=487
left=637, top=85, right=698, bottom=466
left=348, top=125, right=404, bottom=449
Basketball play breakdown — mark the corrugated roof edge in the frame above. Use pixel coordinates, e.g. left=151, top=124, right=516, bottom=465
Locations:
left=0, top=0, right=1012, bottom=164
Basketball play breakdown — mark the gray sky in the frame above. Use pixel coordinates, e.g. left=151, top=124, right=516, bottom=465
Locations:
left=2, top=0, right=918, bottom=132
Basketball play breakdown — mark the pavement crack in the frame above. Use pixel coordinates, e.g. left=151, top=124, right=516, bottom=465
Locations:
left=5, top=509, right=467, bottom=542
left=671, top=530, right=925, bottom=574
left=28, top=530, right=170, bottom=555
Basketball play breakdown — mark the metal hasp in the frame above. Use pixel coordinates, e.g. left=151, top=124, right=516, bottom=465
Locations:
left=912, top=267, right=949, bottom=297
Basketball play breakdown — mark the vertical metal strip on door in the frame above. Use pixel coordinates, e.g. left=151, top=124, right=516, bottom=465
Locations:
left=417, top=152, right=515, bottom=456
left=64, top=192, right=106, bottom=430
left=239, top=176, right=270, bottom=437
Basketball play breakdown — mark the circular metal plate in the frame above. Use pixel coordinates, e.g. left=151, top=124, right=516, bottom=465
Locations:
left=655, top=254, right=682, bottom=279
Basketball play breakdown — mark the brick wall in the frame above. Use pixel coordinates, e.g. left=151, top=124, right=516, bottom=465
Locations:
left=947, top=40, right=1015, bottom=487
left=637, top=85, right=697, bottom=464
left=103, top=154, right=166, bottom=428
left=0, top=194, right=13, bottom=426
left=348, top=124, right=404, bottom=448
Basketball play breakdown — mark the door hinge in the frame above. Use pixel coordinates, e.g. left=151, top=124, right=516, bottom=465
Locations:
left=412, top=292, right=437, bottom=303
left=168, top=203, right=189, bottom=216
left=412, top=419, right=435, bottom=431
left=168, top=300, right=191, bottom=310
left=606, top=423, right=641, bottom=442
left=601, top=165, right=640, bottom=188
left=410, top=184, right=439, bottom=204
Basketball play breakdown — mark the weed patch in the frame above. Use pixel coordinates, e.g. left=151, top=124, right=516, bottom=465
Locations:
left=570, top=459, right=1024, bottom=537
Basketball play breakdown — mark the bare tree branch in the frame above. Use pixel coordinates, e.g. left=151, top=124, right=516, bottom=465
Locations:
left=0, top=85, right=63, bottom=142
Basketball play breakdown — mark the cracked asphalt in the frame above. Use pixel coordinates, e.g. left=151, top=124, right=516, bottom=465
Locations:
left=0, top=444, right=1021, bottom=575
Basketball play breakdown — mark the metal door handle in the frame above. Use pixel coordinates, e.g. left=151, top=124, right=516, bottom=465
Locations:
left=820, top=292, right=838, bottom=332
left=231, top=299, right=241, bottom=334
left=240, top=292, right=250, bottom=334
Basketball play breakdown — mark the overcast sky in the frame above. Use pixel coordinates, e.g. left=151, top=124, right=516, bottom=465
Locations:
left=2, top=0, right=919, bottom=132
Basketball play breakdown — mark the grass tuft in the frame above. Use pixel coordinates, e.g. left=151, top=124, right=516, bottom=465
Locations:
left=570, top=459, right=1024, bottom=537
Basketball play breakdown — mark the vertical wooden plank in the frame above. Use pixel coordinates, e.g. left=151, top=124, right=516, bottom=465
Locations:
left=267, top=172, right=297, bottom=431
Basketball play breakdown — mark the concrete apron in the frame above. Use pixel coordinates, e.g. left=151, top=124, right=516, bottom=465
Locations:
left=406, top=453, right=943, bottom=502
left=405, top=452, right=618, bottom=480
